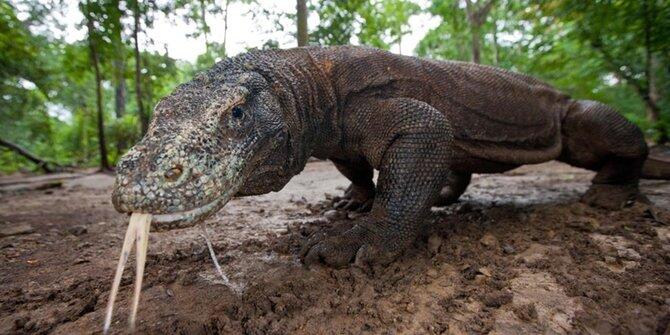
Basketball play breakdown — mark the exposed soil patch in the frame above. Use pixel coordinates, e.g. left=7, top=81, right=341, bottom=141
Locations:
left=1, top=161, right=669, bottom=334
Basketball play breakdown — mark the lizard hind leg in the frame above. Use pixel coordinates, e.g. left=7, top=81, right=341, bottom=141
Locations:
left=558, top=100, right=649, bottom=210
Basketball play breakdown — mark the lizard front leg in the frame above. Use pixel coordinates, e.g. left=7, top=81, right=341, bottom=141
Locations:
left=301, top=98, right=453, bottom=268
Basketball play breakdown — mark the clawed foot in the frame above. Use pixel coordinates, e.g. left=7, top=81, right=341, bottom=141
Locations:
left=332, top=184, right=374, bottom=213
left=581, top=183, right=642, bottom=210
left=300, top=224, right=404, bottom=268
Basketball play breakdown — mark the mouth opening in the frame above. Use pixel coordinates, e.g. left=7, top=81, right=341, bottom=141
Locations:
left=151, top=196, right=225, bottom=227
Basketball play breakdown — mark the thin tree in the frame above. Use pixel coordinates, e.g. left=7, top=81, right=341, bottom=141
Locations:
left=464, top=0, right=496, bottom=64
left=132, top=0, right=148, bottom=135
left=641, top=0, right=661, bottom=131
left=222, top=0, right=230, bottom=53
left=296, top=0, right=308, bottom=46
left=84, top=3, right=111, bottom=170
left=110, top=0, right=126, bottom=119
left=199, top=0, right=210, bottom=50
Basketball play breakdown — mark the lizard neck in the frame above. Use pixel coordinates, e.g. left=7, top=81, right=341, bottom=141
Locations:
left=254, top=48, right=340, bottom=176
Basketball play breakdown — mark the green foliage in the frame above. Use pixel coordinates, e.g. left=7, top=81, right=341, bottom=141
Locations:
left=193, top=41, right=228, bottom=72
left=310, top=0, right=420, bottom=51
left=0, top=0, right=181, bottom=173
left=417, top=0, right=669, bottom=141
left=0, top=1, right=57, bottom=172
left=415, top=0, right=471, bottom=61
left=534, top=0, right=670, bottom=141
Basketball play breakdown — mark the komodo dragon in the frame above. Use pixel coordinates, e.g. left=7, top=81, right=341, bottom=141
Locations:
left=112, top=46, right=670, bottom=268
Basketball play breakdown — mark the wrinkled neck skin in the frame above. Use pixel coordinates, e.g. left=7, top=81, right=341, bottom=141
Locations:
left=236, top=48, right=341, bottom=196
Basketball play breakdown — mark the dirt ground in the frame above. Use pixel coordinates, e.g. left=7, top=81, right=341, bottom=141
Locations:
left=1, top=160, right=669, bottom=335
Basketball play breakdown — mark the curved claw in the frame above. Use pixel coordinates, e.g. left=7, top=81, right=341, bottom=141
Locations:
left=300, top=225, right=403, bottom=269
left=299, top=230, right=328, bottom=260
left=331, top=184, right=374, bottom=213
left=301, top=231, right=364, bottom=268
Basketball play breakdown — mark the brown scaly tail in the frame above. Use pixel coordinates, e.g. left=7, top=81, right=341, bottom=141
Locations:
left=642, top=145, right=670, bottom=180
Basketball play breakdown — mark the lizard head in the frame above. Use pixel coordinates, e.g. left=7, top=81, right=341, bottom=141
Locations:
left=112, top=69, right=292, bottom=229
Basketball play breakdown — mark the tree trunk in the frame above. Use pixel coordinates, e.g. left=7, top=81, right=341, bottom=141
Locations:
left=200, top=0, right=209, bottom=50
left=492, top=19, right=500, bottom=66
left=113, top=56, right=127, bottom=155
left=642, top=0, right=666, bottom=143
left=465, top=0, right=496, bottom=64
left=111, top=0, right=126, bottom=119
left=649, top=55, right=667, bottom=143
left=296, top=0, right=308, bottom=46
left=133, top=0, right=148, bottom=135
left=470, top=25, right=481, bottom=64
left=647, top=57, right=667, bottom=143
left=87, top=17, right=111, bottom=171
left=0, top=138, right=60, bottom=173
left=113, top=58, right=126, bottom=119
left=222, top=0, right=229, bottom=55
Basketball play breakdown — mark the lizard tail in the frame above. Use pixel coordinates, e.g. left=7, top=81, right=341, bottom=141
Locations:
left=642, top=145, right=670, bottom=180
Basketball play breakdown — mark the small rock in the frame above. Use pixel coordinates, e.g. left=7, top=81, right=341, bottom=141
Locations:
left=347, top=211, right=363, bottom=220
left=166, top=288, right=174, bottom=297
left=427, top=235, right=443, bottom=255
left=480, top=233, right=499, bottom=248
left=478, top=267, right=492, bottom=277
left=67, top=225, right=87, bottom=236
left=617, top=248, right=642, bottom=261
left=474, top=274, right=488, bottom=284
left=0, top=223, right=35, bottom=237
left=655, top=227, right=670, bottom=243
left=73, top=257, right=89, bottom=264
left=502, top=244, right=515, bottom=254
left=324, top=209, right=346, bottom=221
left=426, top=268, right=439, bottom=279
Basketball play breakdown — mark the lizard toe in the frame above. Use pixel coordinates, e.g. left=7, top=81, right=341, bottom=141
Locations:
left=302, top=234, right=362, bottom=269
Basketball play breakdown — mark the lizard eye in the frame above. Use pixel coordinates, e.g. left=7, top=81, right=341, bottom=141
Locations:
left=231, top=106, right=244, bottom=118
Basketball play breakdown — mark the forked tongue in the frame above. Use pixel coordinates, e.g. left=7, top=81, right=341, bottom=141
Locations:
left=103, top=213, right=152, bottom=334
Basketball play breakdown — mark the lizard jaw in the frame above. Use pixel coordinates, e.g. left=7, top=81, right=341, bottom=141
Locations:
left=151, top=196, right=225, bottom=226
left=150, top=179, right=243, bottom=229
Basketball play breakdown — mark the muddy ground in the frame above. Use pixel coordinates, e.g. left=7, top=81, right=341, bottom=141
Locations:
left=1, top=161, right=669, bottom=335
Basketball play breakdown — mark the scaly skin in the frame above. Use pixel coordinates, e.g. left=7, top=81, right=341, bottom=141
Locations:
left=113, top=45, right=664, bottom=268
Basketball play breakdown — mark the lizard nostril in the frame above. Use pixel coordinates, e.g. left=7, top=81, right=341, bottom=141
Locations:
left=164, top=165, right=183, bottom=182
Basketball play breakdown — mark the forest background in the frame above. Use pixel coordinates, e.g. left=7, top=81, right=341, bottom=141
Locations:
left=1, top=0, right=668, bottom=173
